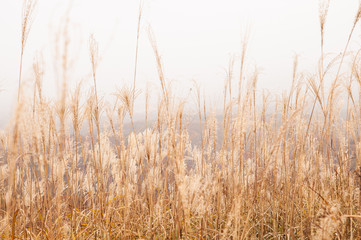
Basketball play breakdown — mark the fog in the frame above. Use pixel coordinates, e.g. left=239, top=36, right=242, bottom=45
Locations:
left=0, top=0, right=360, bottom=127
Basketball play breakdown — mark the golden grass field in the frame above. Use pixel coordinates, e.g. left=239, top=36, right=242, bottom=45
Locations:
left=2, top=0, right=361, bottom=239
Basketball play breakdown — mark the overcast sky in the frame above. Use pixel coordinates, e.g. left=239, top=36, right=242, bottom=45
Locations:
left=0, top=0, right=360, bottom=125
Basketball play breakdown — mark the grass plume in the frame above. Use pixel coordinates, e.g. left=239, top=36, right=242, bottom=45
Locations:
left=3, top=1, right=361, bottom=239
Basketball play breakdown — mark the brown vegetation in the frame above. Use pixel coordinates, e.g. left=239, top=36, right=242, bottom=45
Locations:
left=1, top=0, right=361, bottom=239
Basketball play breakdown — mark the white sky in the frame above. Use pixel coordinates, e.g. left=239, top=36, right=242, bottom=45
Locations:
left=0, top=0, right=360, bottom=124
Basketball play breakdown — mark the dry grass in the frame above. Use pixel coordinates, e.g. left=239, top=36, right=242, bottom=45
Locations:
left=2, top=1, right=361, bottom=239
left=18, top=0, right=37, bottom=102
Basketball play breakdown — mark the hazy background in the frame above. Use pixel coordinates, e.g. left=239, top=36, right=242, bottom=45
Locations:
left=0, top=0, right=360, bottom=127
